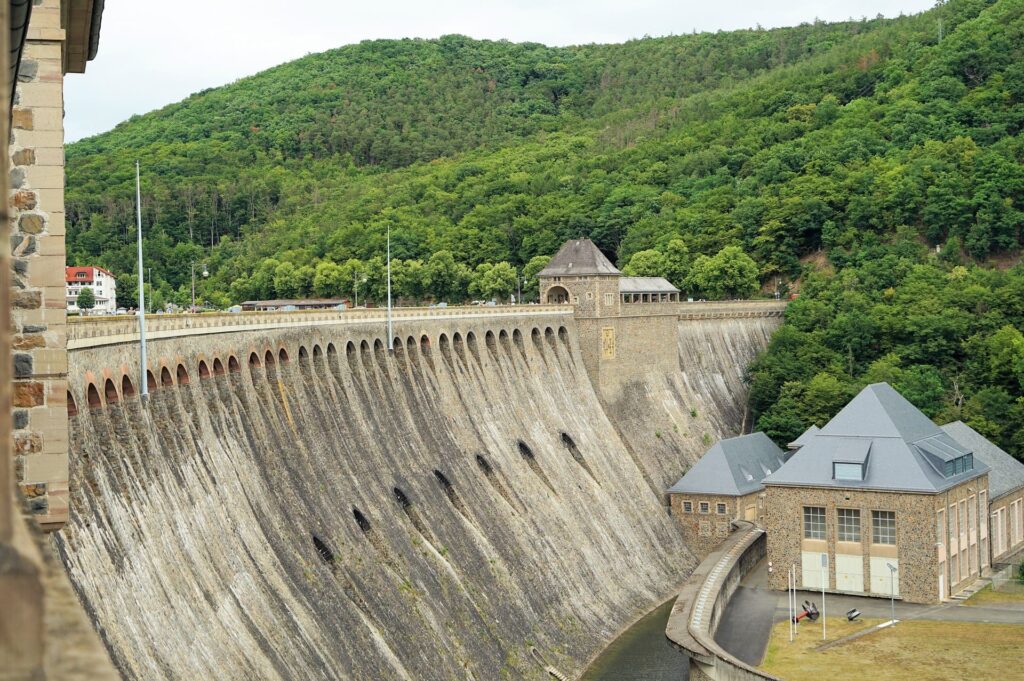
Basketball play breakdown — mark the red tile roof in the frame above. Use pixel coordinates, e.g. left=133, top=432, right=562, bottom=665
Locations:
left=65, top=266, right=115, bottom=283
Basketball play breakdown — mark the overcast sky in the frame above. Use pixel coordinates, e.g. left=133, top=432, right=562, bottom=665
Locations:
left=64, top=0, right=936, bottom=142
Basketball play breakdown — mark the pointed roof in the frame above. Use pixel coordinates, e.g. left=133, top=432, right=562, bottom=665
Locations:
left=668, top=432, right=786, bottom=496
left=941, top=421, right=1024, bottom=501
left=619, top=276, right=679, bottom=294
left=539, top=238, right=620, bottom=277
left=764, top=383, right=988, bottom=493
left=788, top=424, right=819, bottom=449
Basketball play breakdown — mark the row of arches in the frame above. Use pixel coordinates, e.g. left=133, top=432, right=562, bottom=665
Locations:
left=71, top=324, right=572, bottom=414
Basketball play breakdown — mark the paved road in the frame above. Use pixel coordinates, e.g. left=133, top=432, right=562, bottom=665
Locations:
left=714, top=585, right=776, bottom=665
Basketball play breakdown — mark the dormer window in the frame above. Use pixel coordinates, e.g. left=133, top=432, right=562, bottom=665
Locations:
left=834, top=462, right=864, bottom=481
left=943, top=454, right=974, bottom=477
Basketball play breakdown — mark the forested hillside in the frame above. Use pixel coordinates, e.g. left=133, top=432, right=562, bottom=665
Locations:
left=65, top=0, right=1024, bottom=455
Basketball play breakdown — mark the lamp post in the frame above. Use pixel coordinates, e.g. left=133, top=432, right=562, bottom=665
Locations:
left=191, top=262, right=208, bottom=313
left=386, top=223, right=393, bottom=352
left=354, top=274, right=366, bottom=308
left=135, top=161, right=148, bottom=407
left=887, top=562, right=898, bottom=624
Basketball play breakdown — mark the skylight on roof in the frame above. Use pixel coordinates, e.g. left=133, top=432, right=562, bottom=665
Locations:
left=834, top=462, right=864, bottom=481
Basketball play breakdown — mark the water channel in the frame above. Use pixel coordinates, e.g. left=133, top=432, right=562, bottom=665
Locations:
left=580, top=599, right=689, bottom=680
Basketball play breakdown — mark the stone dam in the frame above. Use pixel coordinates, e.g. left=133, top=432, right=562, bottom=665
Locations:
left=58, top=303, right=783, bottom=680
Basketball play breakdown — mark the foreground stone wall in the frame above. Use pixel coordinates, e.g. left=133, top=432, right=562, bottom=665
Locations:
left=60, top=316, right=698, bottom=680
left=9, top=0, right=71, bottom=531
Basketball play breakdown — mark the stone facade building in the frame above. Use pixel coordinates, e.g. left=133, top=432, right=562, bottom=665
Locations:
left=673, top=382, right=1024, bottom=605
left=668, top=432, right=786, bottom=558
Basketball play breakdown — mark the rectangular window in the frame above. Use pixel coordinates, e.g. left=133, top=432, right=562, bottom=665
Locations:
left=803, top=506, right=826, bottom=540
left=965, top=454, right=973, bottom=471
left=959, top=501, right=967, bottom=536
left=833, top=462, right=863, bottom=481
left=699, top=502, right=709, bottom=514
left=937, top=509, right=945, bottom=544
left=944, top=460, right=955, bottom=477
left=968, top=495, right=976, bottom=531
left=872, top=510, right=896, bottom=545
left=603, top=292, right=614, bottom=306
left=716, top=503, right=727, bottom=515
left=950, top=504, right=958, bottom=537
left=837, top=508, right=861, bottom=542
left=682, top=501, right=692, bottom=513
left=951, top=553, right=959, bottom=584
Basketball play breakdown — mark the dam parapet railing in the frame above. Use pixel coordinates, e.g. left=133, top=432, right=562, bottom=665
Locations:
left=68, top=300, right=788, bottom=349
left=665, top=522, right=779, bottom=681
left=67, top=304, right=574, bottom=349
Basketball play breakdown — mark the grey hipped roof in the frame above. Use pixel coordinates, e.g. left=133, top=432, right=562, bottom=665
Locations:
left=788, top=424, right=820, bottom=449
left=668, top=432, right=786, bottom=496
left=538, top=239, right=621, bottom=277
left=763, top=383, right=988, bottom=494
left=941, top=421, right=1024, bottom=501
left=619, top=276, right=679, bottom=294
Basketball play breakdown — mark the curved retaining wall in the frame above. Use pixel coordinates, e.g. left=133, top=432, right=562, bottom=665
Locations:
left=665, top=524, right=779, bottom=681
left=60, top=316, right=698, bottom=680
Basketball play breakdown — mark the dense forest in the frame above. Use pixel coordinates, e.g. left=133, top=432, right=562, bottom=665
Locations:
left=65, top=0, right=1024, bottom=455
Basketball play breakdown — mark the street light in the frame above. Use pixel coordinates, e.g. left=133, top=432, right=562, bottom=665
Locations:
left=191, top=262, right=208, bottom=313
left=887, top=562, right=898, bottom=624
left=354, top=274, right=367, bottom=308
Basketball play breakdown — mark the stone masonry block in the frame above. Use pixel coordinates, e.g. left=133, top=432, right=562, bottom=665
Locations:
left=11, top=108, right=34, bottom=130
left=12, top=148, right=36, bottom=166
left=24, top=165, right=64, bottom=190
left=12, top=190, right=38, bottom=210
left=28, top=255, right=66, bottom=286
left=13, top=354, right=34, bottom=378
left=18, top=213, right=45, bottom=234
left=15, top=83, right=63, bottom=108
left=33, top=147, right=64, bottom=166
left=13, top=382, right=44, bottom=407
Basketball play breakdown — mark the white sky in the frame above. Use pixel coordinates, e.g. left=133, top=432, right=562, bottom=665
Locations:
left=64, top=0, right=936, bottom=142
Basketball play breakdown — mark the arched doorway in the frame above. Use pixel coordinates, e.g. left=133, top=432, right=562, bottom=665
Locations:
left=546, top=285, right=570, bottom=304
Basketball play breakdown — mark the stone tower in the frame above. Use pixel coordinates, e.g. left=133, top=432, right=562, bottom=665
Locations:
left=537, top=238, right=621, bottom=318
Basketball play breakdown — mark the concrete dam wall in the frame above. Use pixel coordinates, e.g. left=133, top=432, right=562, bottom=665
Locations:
left=57, top=307, right=779, bottom=680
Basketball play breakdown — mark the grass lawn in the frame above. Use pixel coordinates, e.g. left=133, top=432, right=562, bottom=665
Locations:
left=963, top=583, right=1024, bottom=606
left=761, top=616, right=1024, bottom=680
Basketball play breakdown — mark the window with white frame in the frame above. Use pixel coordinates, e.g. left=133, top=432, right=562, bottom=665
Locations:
left=872, top=510, right=896, bottom=545
left=937, top=509, right=945, bottom=545
left=803, top=506, right=825, bottom=540
left=979, top=491, right=987, bottom=539
left=950, top=504, right=958, bottom=537
left=699, top=501, right=709, bottom=514
left=959, top=500, right=967, bottom=537
left=682, top=501, right=692, bottom=513
left=968, top=495, right=976, bottom=531
left=716, top=502, right=727, bottom=515
left=837, top=508, right=860, bottom=542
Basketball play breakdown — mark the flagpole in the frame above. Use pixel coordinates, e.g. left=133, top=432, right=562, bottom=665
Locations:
left=386, top=224, right=393, bottom=353
left=135, top=161, right=148, bottom=407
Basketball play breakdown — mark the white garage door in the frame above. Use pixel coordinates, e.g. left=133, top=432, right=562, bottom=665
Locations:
left=870, top=557, right=899, bottom=596
left=835, top=554, right=864, bottom=592
left=802, top=551, right=829, bottom=590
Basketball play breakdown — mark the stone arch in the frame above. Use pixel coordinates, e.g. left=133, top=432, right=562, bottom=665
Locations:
left=558, top=326, right=569, bottom=346
left=67, top=391, right=78, bottom=417
left=485, top=330, right=496, bottom=351
left=228, top=356, right=240, bottom=373
left=299, top=346, right=309, bottom=361
left=544, top=327, right=556, bottom=349
left=104, top=378, right=119, bottom=404
left=176, top=364, right=190, bottom=385
left=420, top=334, right=430, bottom=353
left=499, top=329, right=509, bottom=342
left=278, top=347, right=289, bottom=363
left=439, top=333, right=450, bottom=352
left=374, top=338, right=383, bottom=352
left=160, top=367, right=173, bottom=387
left=198, top=360, right=211, bottom=379
left=263, top=350, right=274, bottom=366
left=87, top=383, right=101, bottom=409
left=248, top=352, right=261, bottom=369
left=346, top=341, right=356, bottom=358
left=121, top=375, right=136, bottom=398
left=352, top=507, right=371, bottom=532
left=359, top=340, right=369, bottom=354
left=147, top=370, right=157, bottom=391
left=546, top=285, right=570, bottom=304
left=213, top=358, right=225, bottom=375
left=313, top=344, right=323, bottom=359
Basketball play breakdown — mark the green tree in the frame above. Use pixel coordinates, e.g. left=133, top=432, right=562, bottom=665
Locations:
left=76, top=287, right=96, bottom=314
left=623, top=249, right=668, bottom=278
left=425, top=250, right=471, bottom=302
left=521, top=255, right=551, bottom=302
left=687, top=246, right=760, bottom=299
left=469, top=262, right=518, bottom=302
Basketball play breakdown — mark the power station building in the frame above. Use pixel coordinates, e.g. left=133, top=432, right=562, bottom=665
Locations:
left=669, top=382, right=1024, bottom=604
